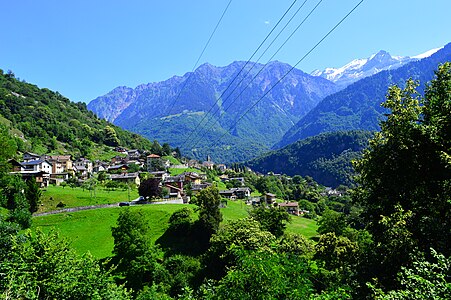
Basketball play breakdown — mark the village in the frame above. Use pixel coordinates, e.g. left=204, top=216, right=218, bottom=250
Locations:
left=8, top=148, right=312, bottom=216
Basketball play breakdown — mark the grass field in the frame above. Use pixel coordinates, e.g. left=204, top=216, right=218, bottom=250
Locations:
left=33, top=204, right=192, bottom=258
left=39, top=185, right=139, bottom=213
left=168, top=167, right=202, bottom=176
left=32, top=196, right=318, bottom=259
left=162, top=156, right=181, bottom=165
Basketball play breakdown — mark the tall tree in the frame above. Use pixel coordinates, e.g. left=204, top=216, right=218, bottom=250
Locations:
left=353, top=63, right=451, bottom=291
left=25, top=179, right=41, bottom=213
left=111, top=208, right=162, bottom=291
left=194, top=186, right=222, bottom=247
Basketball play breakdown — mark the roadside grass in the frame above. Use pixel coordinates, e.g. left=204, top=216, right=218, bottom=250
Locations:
left=215, top=180, right=227, bottom=190
left=39, top=185, right=139, bottom=213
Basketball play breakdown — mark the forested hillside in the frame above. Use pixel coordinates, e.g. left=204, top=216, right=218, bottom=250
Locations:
left=0, top=69, right=152, bottom=156
left=246, top=130, right=373, bottom=187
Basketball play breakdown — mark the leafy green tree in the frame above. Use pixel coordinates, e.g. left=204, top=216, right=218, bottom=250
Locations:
left=0, top=219, right=20, bottom=261
left=372, top=249, right=451, bottom=300
left=3, top=175, right=31, bottom=229
left=151, top=140, right=163, bottom=156
left=354, top=63, right=451, bottom=289
left=314, top=232, right=359, bottom=271
left=111, top=208, right=163, bottom=291
left=161, top=143, right=171, bottom=156
left=112, top=209, right=151, bottom=270
left=194, top=186, right=222, bottom=245
left=103, top=125, right=120, bottom=147
left=168, top=207, right=193, bottom=234
left=249, top=206, right=290, bottom=237
left=277, top=232, right=314, bottom=256
left=0, top=124, right=17, bottom=177
left=204, top=218, right=276, bottom=280
left=25, top=178, right=41, bottom=213
left=317, top=209, right=348, bottom=236
left=162, top=255, right=201, bottom=297
left=206, top=251, right=313, bottom=300
left=353, top=64, right=451, bottom=291
left=0, top=229, right=130, bottom=299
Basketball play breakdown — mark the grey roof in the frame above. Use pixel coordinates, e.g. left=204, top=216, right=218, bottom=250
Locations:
left=20, top=160, right=51, bottom=166
left=110, top=172, right=139, bottom=180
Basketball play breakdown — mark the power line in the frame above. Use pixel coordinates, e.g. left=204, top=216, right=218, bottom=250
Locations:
left=187, top=0, right=323, bottom=150
left=185, top=0, right=312, bottom=149
left=180, top=0, right=299, bottom=147
left=189, top=0, right=365, bottom=154
left=152, top=0, right=233, bottom=138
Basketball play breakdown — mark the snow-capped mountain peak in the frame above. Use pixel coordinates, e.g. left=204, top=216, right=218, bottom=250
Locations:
left=311, top=46, right=441, bottom=89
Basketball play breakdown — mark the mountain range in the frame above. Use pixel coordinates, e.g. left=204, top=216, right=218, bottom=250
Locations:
left=88, top=43, right=450, bottom=163
left=276, top=43, right=451, bottom=148
left=310, top=47, right=442, bottom=89
left=88, top=61, right=338, bottom=162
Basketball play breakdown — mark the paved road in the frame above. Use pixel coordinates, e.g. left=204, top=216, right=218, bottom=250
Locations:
left=33, top=198, right=185, bottom=217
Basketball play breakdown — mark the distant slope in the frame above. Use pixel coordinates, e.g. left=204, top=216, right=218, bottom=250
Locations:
left=0, top=69, right=152, bottom=156
left=246, top=130, right=373, bottom=187
left=88, top=61, right=338, bottom=163
left=275, top=43, right=451, bottom=149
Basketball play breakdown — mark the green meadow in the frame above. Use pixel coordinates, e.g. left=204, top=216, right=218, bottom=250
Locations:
left=32, top=192, right=318, bottom=259
left=33, top=204, right=192, bottom=258
left=39, top=185, right=139, bottom=213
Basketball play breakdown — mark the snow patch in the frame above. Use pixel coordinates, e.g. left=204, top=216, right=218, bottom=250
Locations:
left=412, top=47, right=443, bottom=59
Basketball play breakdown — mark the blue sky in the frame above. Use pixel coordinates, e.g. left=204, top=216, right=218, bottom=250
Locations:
left=1, top=0, right=449, bottom=103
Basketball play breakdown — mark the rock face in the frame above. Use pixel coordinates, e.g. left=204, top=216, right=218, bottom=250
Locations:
left=88, top=61, right=338, bottom=163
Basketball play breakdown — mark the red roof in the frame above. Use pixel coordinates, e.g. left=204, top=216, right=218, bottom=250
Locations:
left=147, top=154, right=161, bottom=158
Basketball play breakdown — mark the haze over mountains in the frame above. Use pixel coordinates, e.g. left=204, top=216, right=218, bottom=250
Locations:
left=88, top=43, right=450, bottom=163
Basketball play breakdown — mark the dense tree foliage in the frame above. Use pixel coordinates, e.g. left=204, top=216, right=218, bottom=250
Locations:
left=0, top=69, right=152, bottom=156
left=246, top=130, right=373, bottom=187
left=0, top=229, right=130, bottom=299
left=353, top=63, right=451, bottom=293
left=249, top=206, right=290, bottom=237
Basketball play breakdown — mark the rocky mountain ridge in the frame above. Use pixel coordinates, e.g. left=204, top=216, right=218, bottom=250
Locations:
left=88, top=61, right=338, bottom=163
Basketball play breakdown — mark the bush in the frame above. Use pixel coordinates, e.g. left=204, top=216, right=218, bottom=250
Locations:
left=56, top=202, right=66, bottom=208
